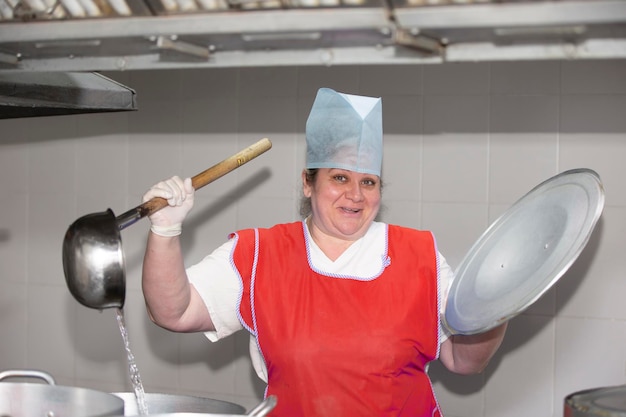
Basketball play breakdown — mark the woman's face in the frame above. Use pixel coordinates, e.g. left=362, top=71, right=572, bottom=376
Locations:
left=303, top=168, right=381, bottom=242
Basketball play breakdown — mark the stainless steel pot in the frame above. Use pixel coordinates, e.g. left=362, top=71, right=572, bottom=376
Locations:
left=0, top=370, right=125, bottom=417
left=112, top=392, right=246, bottom=415
left=565, top=385, right=626, bottom=416
left=112, top=394, right=276, bottom=417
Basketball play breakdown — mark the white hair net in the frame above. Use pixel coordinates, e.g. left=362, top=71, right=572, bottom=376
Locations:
left=305, top=88, right=383, bottom=177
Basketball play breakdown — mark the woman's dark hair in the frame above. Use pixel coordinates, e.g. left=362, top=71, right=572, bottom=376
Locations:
left=298, top=168, right=384, bottom=218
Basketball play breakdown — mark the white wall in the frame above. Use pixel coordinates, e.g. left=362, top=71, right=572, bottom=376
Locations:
left=0, top=60, right=625, bottom=417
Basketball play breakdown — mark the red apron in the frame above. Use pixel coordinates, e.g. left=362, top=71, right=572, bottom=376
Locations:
left=233, top=222, right=442, bottom=417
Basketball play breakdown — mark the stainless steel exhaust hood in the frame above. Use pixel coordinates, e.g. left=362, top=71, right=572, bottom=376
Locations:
left=0, top=0, right=624, bottom=118
left=0, top=0, right=624, bottom=71
left=0, top=72, right=137, bottom=119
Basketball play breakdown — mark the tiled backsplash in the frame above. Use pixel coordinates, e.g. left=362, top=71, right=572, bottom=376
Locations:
left=1, top=60, right=625, bottom=417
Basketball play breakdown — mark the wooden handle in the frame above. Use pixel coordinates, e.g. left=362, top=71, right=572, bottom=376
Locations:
left=190, top=137, right=272, bottom=190
left=140, top=138, right=272, bottom=216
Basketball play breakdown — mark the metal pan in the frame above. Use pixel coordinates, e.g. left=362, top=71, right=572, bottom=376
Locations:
left=112, top=394, right=276, bottom=417
left=112, top=392, right=245, bottom=415
left=62, top=138, right=272, bottom=310
left=444, top=168, right=605, bottom=335
left=0, top=370, right=125, bottom=417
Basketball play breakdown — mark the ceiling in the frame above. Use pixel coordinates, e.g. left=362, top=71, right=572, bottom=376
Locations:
left=0, top=0, right=625, bottom=71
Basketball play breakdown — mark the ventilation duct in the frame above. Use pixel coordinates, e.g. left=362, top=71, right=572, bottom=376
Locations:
left=0, top=0, right=624, bottom=71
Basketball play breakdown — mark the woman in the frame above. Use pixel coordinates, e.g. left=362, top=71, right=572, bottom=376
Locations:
left=141, top=88, right=507, bottom=416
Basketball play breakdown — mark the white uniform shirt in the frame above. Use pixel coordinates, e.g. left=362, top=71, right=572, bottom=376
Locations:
left=187, top=221, right=454, bottom=382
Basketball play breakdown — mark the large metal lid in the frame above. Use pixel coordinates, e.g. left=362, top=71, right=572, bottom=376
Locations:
left=444, top=168, right=605, bottom=335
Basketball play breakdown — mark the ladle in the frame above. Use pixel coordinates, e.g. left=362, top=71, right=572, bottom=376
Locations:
left=62, top=138, right=272, bottom=310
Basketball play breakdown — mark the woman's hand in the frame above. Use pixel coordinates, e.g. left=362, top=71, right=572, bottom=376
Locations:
left=142, top=176, right=194, bottom=236
left=439, top=322, right=508, bottom=375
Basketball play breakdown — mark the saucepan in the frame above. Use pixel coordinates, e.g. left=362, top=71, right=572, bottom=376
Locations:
left=113, top=392, right=277, bottom=416
left=0, top=369, right=125, bottom=417
left=62, top=138, right=272, bottom=310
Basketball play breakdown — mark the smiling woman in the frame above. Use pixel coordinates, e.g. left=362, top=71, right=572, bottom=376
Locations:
left=139, top=87, right=507, bottom=417
left=303, top=168, right=381, bottom=259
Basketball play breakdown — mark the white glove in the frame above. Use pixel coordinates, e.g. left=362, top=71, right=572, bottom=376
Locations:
left=142, top=176, right=194, bottom=237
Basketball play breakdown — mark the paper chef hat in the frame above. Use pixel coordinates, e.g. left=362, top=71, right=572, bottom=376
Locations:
left=305, top=88, right=383, bottom=177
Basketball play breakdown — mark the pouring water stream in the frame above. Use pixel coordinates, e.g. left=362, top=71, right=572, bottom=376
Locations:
left=116, top=308, right=149, bottom=415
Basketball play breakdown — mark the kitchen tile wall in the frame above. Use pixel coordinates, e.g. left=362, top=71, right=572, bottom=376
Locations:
left=1, top=60, right=625, bottom=417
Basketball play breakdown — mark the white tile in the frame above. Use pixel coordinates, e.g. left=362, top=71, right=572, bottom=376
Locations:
left=0, top=194, right=27, bottom=283
left=101, top=70, right=130, bottom=86
left=75, top=193, right=127, bottom=230
left=74, top=305, right=129, bottom=384
left=236, top=196, right=297, bottom=230
left=491, top=95, right=559, bottom=133
left=28, top=137, right=76, bottom=195
left=0, top=280, right=28, bottom=369
left=181, top=97, right=239, bottom=134
left=234, top=135, right=283, bottom=200
left=523, top=285, right=556, bottom=317
left=127, top=130, right=183, bottom=198
left=430, top=360, right=487, bottom=417
left=239, top=67, right=298, bottom=97
left=181, top=132, right=243, bottom=200
left=484, top=315, right=555, bottom=417
left=116, top=289, right=183, bottom=393
left=238, top=96, right=297, bottom=133
left=422, top=202, right=489, bottom=270
left=128, top=70, right=182, bottom=101
left=424, top=62, right=490, bottom=95
left=379, top=200, right=421, bottom=230
left=561, top=60, right=626, bottom=94
left=422, top=133, right=489, bottom=204
left=383, top=95, right=421, bottom=135
left=489, top=132, right=558, bottom=205
left=0, top=135, right=28, bottom=193
left=423, top=95, right=489, bottom=134
left=128, top=97, right=183, bottom=134
left=561, top=94, right=626, bottom=134
left=555, top=317, right=626, bottom=412
left=556, top=205, right=626, bottom=320
left=177, top=327, right=238, bottom=395
left=27, top=112, right=78, bottom=142
left=491, top=61, right=560, bottom=95
left=297, top=65, right=361, bottom=98
left=118, top=219, right=150, bottom=293
left=560, top=101, right=626, bottom=207
left=237, top=97, right=298, bottom=201
left=359, top=65, right=423, bottom=96
left=180, top=97, right=241, bottom=200
left=180, top=67, right=239, bottom=100
left=182, top=194, right=239, bottom=266
left=382, top=133, right=422, bottom=202
left=28, top=191, right=75, bottom=285
left=76, top=109, right=130, bottom=136
left=75, top=125, right=129, bottom=201
left=487, top=202, right=508, bottom=223
left=27, top=285, right=76, bottom=379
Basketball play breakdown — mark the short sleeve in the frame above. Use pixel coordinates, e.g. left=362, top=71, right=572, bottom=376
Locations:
left=187, top=239, right=243, bottom=341
left=437, top=252, right=455, bottom=343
